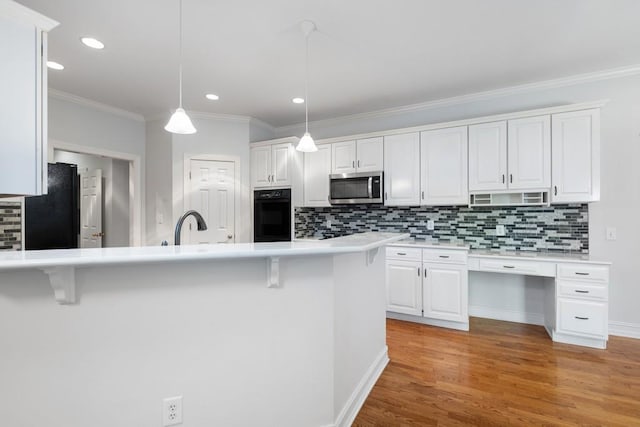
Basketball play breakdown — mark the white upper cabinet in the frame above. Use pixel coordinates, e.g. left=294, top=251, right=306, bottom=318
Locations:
left=304, top=145, right=331, bottom=207
left=331, top=140, right=357, bottom=174
left=0, top=3, right=57, bottom=197
left=507, top=115, right=551, bottom=190
left=272, top=143, right=292, bottom=186
left=420, top=126, right=468, bottom=205
left=250, top=146, right=272, bottom=188
left=251, top=143, right=293, bottom=188
left=384, top=133, right=421, bottom=206
left=551, top=109, right=601, bottom=203
left=355, top=137, right=384, bottom=172
left=468, top=121, right=508, bottom=191
left=331, top=137, right=383, bottom=174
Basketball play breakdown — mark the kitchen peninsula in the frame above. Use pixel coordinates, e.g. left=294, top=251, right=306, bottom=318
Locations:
left=0, top=232, right=407, bottom=427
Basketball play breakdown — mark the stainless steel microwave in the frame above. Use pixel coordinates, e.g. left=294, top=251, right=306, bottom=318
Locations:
left=329, top=172, right=383, bottom=205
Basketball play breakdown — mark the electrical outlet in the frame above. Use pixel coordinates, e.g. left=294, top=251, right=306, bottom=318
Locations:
left=427, top=220, right=435, bottom=231
left=326, top=219, right=332, bottom=228
left=606, top=227, right=617, bottom=241
left=496, top=225, right=506, bottom=236
left=163, top=396, right=183, bottom=426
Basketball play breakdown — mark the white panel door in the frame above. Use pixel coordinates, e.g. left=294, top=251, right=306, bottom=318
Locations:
left=272, top=143, right=292, bottom=186
left=80, top=169, right=103, bottom=248
left=383, top=133, right=421, bottom=206
left=551, top=109, right=600, bottom=203
left=507, top=115, right=551, bottom=190
left=187, top=160, right=235, bottom=244
left=304, top=145, right=331, bottom=207
left=386, top=260, right=422, bottom=316
left=420, top=126, right=468, bottom=205
left=331, top=140, right=356, bottom=174
left=468, top=121, right=508, bottom=191
left=356, top=137, right=384, bottom=172
left=251, top=146, right=271, bottom=188
left=423, top=263, right=468, bottom=323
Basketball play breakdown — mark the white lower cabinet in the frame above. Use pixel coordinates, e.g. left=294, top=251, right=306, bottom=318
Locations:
left=385, top=259, right=422, bottom=316
left=423, top=263, right=468, bottom=323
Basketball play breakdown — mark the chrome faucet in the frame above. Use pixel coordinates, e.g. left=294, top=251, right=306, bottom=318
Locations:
left=174, top=210, right=208, bottom=245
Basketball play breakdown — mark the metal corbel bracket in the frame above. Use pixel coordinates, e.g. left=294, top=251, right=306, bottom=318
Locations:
left=40, top=266, right=76, bottom=304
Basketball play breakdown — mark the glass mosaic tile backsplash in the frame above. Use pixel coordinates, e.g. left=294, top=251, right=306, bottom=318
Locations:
left=0, top=201, right=21, bottom=250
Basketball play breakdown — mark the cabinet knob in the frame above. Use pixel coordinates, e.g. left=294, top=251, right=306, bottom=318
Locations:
left=227, top=234, right=233, bottom=239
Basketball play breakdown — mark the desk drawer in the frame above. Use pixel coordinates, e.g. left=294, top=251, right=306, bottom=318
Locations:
left=386, top=247, right=422, bottom=261
left=476, top=258, right=556, bottom=277
left=558, top=264, right=609, bottom=282
left=558, top=298, right=607, bottom=337
left=558, top=281, right=607, bottom=301
left=422, top=249, right=467, bottom=265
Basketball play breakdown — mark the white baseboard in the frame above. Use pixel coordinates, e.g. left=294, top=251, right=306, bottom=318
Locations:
left=609, top=321, right=640, bottom=339
left=469, top=305, right=545, bottom=326
left=333, top=346, right=389, bottom=427
left=386, top=311, right=469, bottom=331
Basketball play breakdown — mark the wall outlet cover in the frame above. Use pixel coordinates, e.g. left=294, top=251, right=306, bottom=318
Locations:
left=427, top=220, right=435, bottom=231
left=496, top=225, right=506, bottom=236
left=606, top=227, right=617, bottom=241
left=163, top=396, right=183, bottom=426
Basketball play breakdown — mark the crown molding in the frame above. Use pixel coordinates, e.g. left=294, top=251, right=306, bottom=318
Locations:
left=189, top=110, right=251, bottom=123
left=0, top=0, right=59, bottom=31
left=249, top=117, right=276, bottom=133
left=275, top=63, right=640, bottom=135
left=49, top=89, right=145, bottom=122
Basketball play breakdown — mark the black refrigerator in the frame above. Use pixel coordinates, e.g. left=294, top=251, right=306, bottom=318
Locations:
left=24, top=163, right=80, bottom=250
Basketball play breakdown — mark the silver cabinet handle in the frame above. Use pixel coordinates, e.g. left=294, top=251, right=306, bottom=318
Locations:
left=424, top=268, right=427, bottom=278
left=503, top=265, right=515, bottom=269
left=421, top=191, right=424, bottom=200
left=502, top=174, right=505, bottom=183
left=384, top=192, right=388, bottom=200
left=575, top=272, right=590, bottom=276
left=397, top=252, right=407, bottom=256
left=439, top=255, right=450, bottom=259
left=575, top=290, right=589, bottom=294
left=352, top=161, right=355, bottom=168
left=554, top=185, right=558, bottom=196
left=358, top=160, right=360, bottom=168
left=575, top=316, right=589, bottom=320
left=510, top=174, right=513, bottom=183
left=417, top=268, right=420, bottom=277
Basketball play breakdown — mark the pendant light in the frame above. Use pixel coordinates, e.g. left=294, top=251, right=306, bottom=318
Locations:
left=296, top=20, right=318, bottom=152
left=165, top=0, right=196, bottom=134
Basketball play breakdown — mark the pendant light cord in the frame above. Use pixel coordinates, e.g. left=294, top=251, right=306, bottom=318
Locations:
left=305, top=32, right=309, bottom=134
left=178, top=0, right=184, bottom=108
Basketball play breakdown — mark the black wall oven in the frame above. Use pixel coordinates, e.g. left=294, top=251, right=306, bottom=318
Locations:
left=253, top=189, right=292, bottom=242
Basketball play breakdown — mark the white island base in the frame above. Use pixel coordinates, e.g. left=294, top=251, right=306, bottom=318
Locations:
left=0, top=233, right=406, bottom=427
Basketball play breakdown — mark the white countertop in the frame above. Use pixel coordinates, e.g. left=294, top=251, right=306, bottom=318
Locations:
left=388, top=239, right=469, bottom=251
left=0, top=232, right=409, bottom=271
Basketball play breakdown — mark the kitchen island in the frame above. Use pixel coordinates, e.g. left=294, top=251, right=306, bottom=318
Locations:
left=0, top=232, right=407, bottom=427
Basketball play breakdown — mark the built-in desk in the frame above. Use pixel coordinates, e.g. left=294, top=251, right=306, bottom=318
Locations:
left=386, top=241, right=611, bottom=349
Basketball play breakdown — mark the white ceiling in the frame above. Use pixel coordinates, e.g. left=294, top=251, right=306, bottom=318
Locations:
left=16, top=0, right=640, bottom=127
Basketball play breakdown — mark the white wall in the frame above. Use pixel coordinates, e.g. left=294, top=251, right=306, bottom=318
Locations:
left=276, top=73, right=640, bottom=332
left=144, top=120, right=173, bottom=245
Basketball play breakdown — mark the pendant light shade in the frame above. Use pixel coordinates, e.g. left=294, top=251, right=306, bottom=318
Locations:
left=166, top=0, right=196, bottom=134
left=296, top=20, right=317, bottom=152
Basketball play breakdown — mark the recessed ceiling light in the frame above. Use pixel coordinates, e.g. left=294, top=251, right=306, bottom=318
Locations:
left=205, top=94, right=219, bottom=101
left=292, top=97, right=304, bottom=104
left=80, top=37, right=105, bottom=49
left=47, top=61, right=64, bottom=70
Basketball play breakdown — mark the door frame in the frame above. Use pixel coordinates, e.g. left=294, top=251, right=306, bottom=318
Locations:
left=183, top=154, right=241, bottom=242
left=49, top=139, right=143, bottom=247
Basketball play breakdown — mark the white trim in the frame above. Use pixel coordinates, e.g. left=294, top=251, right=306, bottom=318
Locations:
left=386, top=312, right=469, bottom=332
left=276, top=63, right=640, bottom=136
left=147, top=110, right=252, bottom=124
left=0, top=0, right=59, bottom=30
left=333, top=346, right=389, bottom=427
left=49, top=89, right=145, bottom=122
left=49, top=140, right=143, bottom=247
left=469, top=305, right=545, bottom=326
left=609, top=321, right=640, bottom=339
left=249, top=136, right=300, bottom=147
left=249, top=117, right=277, bottom=139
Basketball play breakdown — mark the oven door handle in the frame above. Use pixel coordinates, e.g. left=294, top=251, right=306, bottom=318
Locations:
left=367, top=176, right=373, bottom=199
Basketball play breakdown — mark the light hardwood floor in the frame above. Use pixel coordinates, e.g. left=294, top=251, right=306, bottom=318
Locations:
left=354, top=318, right=640, bottom=426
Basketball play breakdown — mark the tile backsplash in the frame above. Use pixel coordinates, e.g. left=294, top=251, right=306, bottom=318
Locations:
left=0, top=201, right=22, bottom=251
left=295, top=204, right=589, bottom=253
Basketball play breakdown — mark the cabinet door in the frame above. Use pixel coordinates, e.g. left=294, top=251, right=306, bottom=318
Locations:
left=251, top=146, right=272, bottom=187
left=331, top=140, right=357, bottom=174
left=423, top=263, right=468, bottom=323
left=356, top=137, right=384, bottom=172
left=551, top=109, right=600, bottom=203
left=383, top=133, right=421, bottom=206
left=507, top=115, right=551, bottom=190
left=468, top=121, right=507, bottom=191
left=272, top=143, right=292, bottom=186
left=386, top=260, right=422, bottom=316
left=303, top=145, right=331, bottom=207
left=420, top=126, right=468, bottom=205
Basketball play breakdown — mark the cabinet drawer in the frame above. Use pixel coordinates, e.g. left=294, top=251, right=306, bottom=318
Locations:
left=422, top=249, right=467, bottom=265
left=476, top=258, right=556, bottom=277
left=557, top=298, right=607, bottom=337
left=558, top=281, right=607, bottom=301
left=386, top=247, right=422, bottom=261
left=557, top=264, right=609, bottom=283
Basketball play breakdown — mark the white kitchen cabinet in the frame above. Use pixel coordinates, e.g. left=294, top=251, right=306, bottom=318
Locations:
left=383, top=133, right=421, bottom=206
left=251, top=143, right=294, bottom=188
left=468, top=121, right=507, bottom=192
left=303, top=144, right=331, bottom=207
left=422, top=263, right=468, bottom=323
left=507, top=115, right=551, bottom=190
left=420, top=126, right=468, bottom=205
left=551, top=109, right=600, bottom=203
left=386, top=258, right=422, bottom=316
left=0, top=2, right=57, bottom=197
left=331, top=137, right=383, bottom=174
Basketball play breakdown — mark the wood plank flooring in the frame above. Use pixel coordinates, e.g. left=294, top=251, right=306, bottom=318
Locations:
left=353, top=318, right=640, bottom=426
